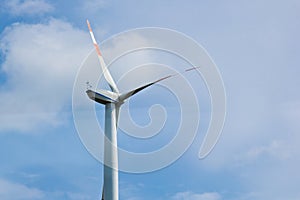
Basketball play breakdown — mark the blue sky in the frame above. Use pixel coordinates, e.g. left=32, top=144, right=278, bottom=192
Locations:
left=1, top=0, right=300, bottom=199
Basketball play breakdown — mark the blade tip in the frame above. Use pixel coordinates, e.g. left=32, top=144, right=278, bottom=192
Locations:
left=86, top=19, right=92, bottom=31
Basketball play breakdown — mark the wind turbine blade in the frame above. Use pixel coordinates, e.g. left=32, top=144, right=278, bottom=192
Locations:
left=87, top=20, right=119, bottom=93
left=119, top=67, right=200, bottom=102
left=119, top=75, right=171, bottom=101
left=101, top=186, right=104, bottom=200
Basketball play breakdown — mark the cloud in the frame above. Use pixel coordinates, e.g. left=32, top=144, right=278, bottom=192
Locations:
left=171, top=191, right=221, bottom=200
left=0, top=19, right=90, bottom=132
left=244, top=140, right=296, bottom=162
left=0, top=17, right=176, bottom=134
left=0, top=179, right=44, bottom=200
left=0, top=178, right=93, bottom=200
left=82, top=0, right=107, bottom=14
left=281, top=100, right=300, bottom=132
left=3, top=0, right=54, bottom=16
left=119, top=182, right=144, bottom=200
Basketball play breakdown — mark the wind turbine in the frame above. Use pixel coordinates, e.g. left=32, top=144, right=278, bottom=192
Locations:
left=85, top=20, right=198, bottom=200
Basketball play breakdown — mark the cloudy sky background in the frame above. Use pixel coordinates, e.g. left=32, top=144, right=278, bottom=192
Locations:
left=1, top=0, right=300, bottom=199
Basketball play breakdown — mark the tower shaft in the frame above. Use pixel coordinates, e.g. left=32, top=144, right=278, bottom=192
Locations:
left=103, top=103, right=119, bottom=200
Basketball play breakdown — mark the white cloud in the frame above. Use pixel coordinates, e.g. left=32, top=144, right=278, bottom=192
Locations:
left=0, top=19, right=90, bottom=132
left=102, top=32, right=167, bottom=92
left=281, top=101, right=300, bottom=132
left=80, top=0, right=108, bottom=15
left=119, top=182, right=144, bottom=200
left=245, top=140, right=296, bottom=162
left=172, top=191, right=221, bottom=200
left=0, top=18, right=170, bottom=134
left=0, top=179, right=44, bottom=200
left=3, top=0, right=54, bottom=16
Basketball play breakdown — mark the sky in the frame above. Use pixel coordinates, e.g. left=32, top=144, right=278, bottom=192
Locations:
left=0, top=0, right=300, bottom=199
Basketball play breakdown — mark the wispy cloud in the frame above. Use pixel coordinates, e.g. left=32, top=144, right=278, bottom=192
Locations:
left=81, top=0, right=107, bottom=14
left=3, top=0, right=54, bottom=16
left=0, top=179, right=44, bottom=200
left=0, top=19, right=90, bottom=132
left=119, top=181, right=144, bottom=200
left=171, top=191, right=222, bottom=200
left=245, top=140, right=296, bottom=162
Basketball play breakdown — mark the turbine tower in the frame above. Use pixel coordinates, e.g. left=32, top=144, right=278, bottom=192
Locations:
left=86, top=20, right=198, bottom=200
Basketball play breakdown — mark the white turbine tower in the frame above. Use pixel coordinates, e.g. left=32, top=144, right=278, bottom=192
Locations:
left=86, top=20, right=198, bottom=200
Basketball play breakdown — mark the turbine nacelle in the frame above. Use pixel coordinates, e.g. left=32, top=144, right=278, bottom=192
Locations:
left=86, top=89, right=119, bottom=104
left=86, top=89, right=131, bottom=105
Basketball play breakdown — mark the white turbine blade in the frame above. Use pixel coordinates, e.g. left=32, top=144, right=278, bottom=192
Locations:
left=119, top=75, right=171, bottom=101
left=87, top=20, right=119, bottom=93
left=101, top=186, right=104, bottom=200
left=119, top=67, right=200, bottom=102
